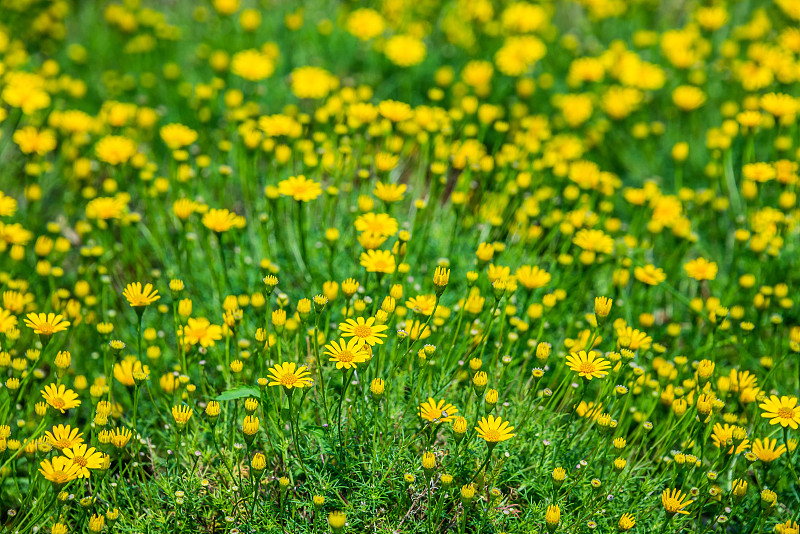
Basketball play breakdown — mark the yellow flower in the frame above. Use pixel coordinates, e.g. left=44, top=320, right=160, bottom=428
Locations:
left=41, top=384, right=81, bottom=413
left=373, top=182, right=406, bottom=203
left=594, top=296, right=613, bottom=318
left=384, top=34, right=426, bottom=67
left=515, top=265, right=551, bottom=290
left=328, top=511, right=346, bottom=533
left=339, top=316, right=389, bottom=346
left=45, top=425, right=84, bottom=450
left=346, top=8, right=385, bottom=40
left=122, top=282, right=160, bottom=307
left=475, top=414, right=515, bottom=443
left=634, top=264, right=666, bottom=286
left=111, top=427, right=133, bottom=449
left=566, top=350, right=611, bottom=380
left=760, top=92, right=797, bottom=119
left=360, top=249, right=396, bottom=274
left=418, top=397, right=458, bottom=423
left=291, top=66, right=337, bottom=100
left=672, top=85, right=706, bottom=111
left=212, top=0, right=240, bottom=15
left=661, top=488, right=692, bottom=515
left=324, top=337, right=370, bottom=370
left=684, top=258, right=718, bottom=281
left=242, top=415, right=259, bottom=436
left=63, top=444, right=105, bottom=478
left=355, top=212, right=398, bottom=236
left=403, top=320, right=432, bottom=341
left=710, top=423, right=749, bottom=455
left=182, top=317, right=224, bottom=347
left=0, top=191, right=18, bottom=217
left=86, top=195, right=128, bottom=221
left=13, top=126, right=57, bottom=155
left=171, top=405, right=193, bottom=428
left=378, top=100, right=413, bottom=122
left=39, top=456, right=80, bottom=487
left=266, top=362, right=314, bottom=390
left=433, top=267, right=450, bottom=292
left=25, top=313, right=70, bottom=335
left=231, top=49, right=275, bottom=81
left=752, top=437, right=787, bottom=463
left=618, top=513, right=636, bottom=531
left=573, top=229, right=614, bottom=254
left=406, top=294, right=437, bottom=316
left=114, top=356, right=149, bottom=387
left=278, top=175, right=322, bottom=202
left=160, top=123, right=198, bottom=149
left=202, top=208, right=242, bottom=233
left=545, top=504, right=560, bottom=532
left=95, top=135, right=137, bottom=165
left=615, top=326, right=652, bottom=350
left=759, top=395, right=800, bottom=429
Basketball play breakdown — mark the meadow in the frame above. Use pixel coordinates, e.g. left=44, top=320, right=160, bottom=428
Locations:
left=1, top=0, right=800, bottom=532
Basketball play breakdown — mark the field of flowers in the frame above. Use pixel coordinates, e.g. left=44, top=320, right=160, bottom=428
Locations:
left=1, top=0, right=800, bottom=532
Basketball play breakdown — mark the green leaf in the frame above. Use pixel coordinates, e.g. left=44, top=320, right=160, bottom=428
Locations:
left=216, top=386, right=260, bottom=401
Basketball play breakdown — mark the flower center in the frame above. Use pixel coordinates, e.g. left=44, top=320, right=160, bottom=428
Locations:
left=72, top=456, right=88, bottom=467
left=338, top=350, right=354, bottom=363
left=579, top=362, right=596, bottom=374
left=777, top=407, right=795, bottom=419
left=50, top=398, right=65, bottom=409
left=483, top=429, right=501, bottom=442
left=281, top=374, right=297, bottom=386
left=54, top=439, right=69, bottom=449
left=353, top=325, right=372, bottom=338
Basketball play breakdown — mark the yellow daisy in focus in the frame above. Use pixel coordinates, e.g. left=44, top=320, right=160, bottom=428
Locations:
left=339, top=316, right=389, bottom=346
left=45, top=424, right=84, bottom=450
left=171, top=405, right=193, bottom=429
left=752, top=437, right=786, bottom=463
left=661, top=488, right=692, bottom=516
left=475, top=415, right=515, bottom=444
left=324, top=337, right=370, bottom=370
left=122, top=282, right=160, bottom=308
left=63, top=444, right=105, bottom=478
left=759, top=395, right=800, bottom=429
left=25, top=312, right=70, bottom=335
left=360, top=249, right=396, bottom=274
left=39, top=456, right=80, bottom=488
left=266, top=362, right=314, bottom=391
left=566, top=350, right=611, bottom=380
left=41, top=383, right=81, bottom=413
left=418, top=397, right=458, bottom=423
